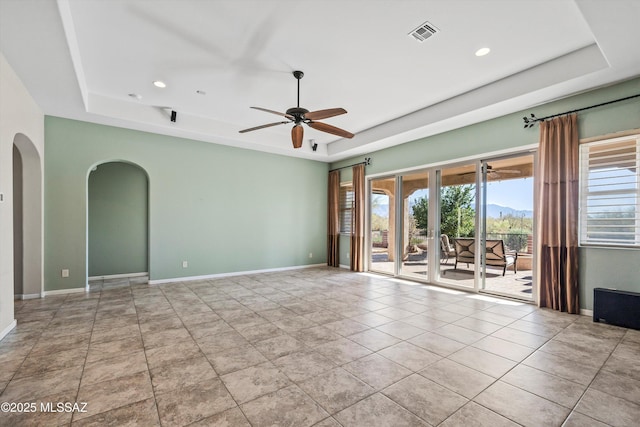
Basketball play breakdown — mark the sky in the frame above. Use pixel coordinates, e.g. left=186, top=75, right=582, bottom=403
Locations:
left=486, top=177, right=533, bottom=210
left=375, top=176, right=535, bottom=214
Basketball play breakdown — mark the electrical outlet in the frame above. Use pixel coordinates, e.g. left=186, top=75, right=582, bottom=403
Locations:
left=61, top=269, right=69, bottom=278
left=182, top=261, right=188, bottom=268
left=309, top=252, right=313, bottom=258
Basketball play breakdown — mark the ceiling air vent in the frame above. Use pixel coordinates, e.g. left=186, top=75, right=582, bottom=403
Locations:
left=409, top=21, right=439, bottom=42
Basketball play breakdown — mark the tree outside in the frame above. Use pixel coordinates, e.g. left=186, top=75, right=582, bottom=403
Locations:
left=412, top=184, right=476, bottom=239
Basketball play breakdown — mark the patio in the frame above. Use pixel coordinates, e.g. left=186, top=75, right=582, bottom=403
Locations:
left=371, top=250, right=533, bottom=300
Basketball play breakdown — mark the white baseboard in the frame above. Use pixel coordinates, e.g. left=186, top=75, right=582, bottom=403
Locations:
left=0, top=320, right=17, bottom=341
left=14, top=293, right=41, bottom=300
left=580, top=308, right=594, bottom=317
left=339, top=264, right=350, bottom=270
left=88, top=272, right=148, bottom=280
left=43, top=287, right=86, bottom=297
left=148, top=263, right=326, bottom=285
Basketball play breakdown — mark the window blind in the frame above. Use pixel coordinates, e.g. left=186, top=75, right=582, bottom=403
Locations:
left=579, top=135, right=640, bottom=247
left=339, top=185, right=354, bottom=234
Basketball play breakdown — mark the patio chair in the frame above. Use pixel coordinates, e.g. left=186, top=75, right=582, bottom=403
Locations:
left=453, top=238, right=517, bottom=276
left=440, top=234, right=456, bottom=264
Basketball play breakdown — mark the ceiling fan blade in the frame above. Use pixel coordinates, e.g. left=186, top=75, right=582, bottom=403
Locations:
left=239, top=121, right=289, bottom=133
left=250, top=106, right=294, bottom=120
left=308, top=121, right=354, bottom=139
left=291, top=124, right=303, bottom=148
left=304, top=108, right=347, bottom=121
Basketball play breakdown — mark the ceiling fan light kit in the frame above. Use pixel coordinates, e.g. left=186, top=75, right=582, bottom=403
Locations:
left=239, top=70, right=354, bottom=149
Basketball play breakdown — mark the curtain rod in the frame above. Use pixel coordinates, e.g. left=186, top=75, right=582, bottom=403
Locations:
left=329, top=157, right=371, bottom=173
left=523, top=93, right=640, bottom=128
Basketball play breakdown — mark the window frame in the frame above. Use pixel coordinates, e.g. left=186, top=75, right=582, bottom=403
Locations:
left=339, top=183, right=354, bottom=235
left=579, top=133, right=640, bottom=249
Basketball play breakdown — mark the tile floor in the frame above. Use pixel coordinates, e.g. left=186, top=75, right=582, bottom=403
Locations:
left=1, top=267, right=639, bottom=426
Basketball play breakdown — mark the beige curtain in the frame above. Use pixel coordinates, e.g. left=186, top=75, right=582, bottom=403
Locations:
left=350, top=164, right=365, bottom=271
left=327, top=170, right=340, bottom=267
left=536, top=114, right=580, bottom=313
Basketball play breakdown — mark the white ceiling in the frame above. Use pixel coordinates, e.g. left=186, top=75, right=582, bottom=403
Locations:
left=1, top=0, right=639, bottom=162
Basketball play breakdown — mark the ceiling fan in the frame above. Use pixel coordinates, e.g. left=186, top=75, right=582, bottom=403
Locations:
left=239, top=70, right=354, bottom=148
left=460, top=165, right=522, bottom=179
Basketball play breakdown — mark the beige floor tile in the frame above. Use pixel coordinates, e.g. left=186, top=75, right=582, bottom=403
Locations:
left=315, top=338, right=372, bottom=365
left=576, top=388, right=640, bottom=426
left=347, top=328, right=401, bottom=351
left=474, top=381, right=570, bottom=427
left=196, top=330, right=251, bottom=354
left=402, top=313, right=449, bottom=331
left=562, top=411, right=610, bottom=427
left=30, top=332, right=91, bottom=355
left=448, top=346, right=517, bottom=378
left=155, top=378, right=237, bottom=426
left=375, top=320, right=425, bottom=340
left=433, top=323, right=487, bottom=345
left=236, top=322, right=285, bottom=343
left=208, top=343, right=268, bottom=375
left=1, top=388, right=77, bottom=427
left=501, top=364, right=586, bottom=408
left=299, top=367, right=374, bottom=414
left=141, top=327, right=192, bottom=349
left=254, top=334, right=308, bottom=359
left=408, top=331, right=466, bottom=356
left=383, top=373, right=468, bottom=425
left=144, top=338, right=203, bottom=370
left=490, top=326, right=549, bottom=348
left=522, top=349, right=601, bottom=385
left=188, top=407, right=251, bottom=426
left=291, top=325, right=343, bottom=347
left=343, top=353, right=412, bottom=390
left=378, top=341, right=441, bottom=372
left=1, top=366, right=83, bottom=402
left=440, top=401, right=520, bottom=427
left=272, top=349, right=337, bottom=382
left=4, top=268, right=640, bottom=427
left=220, top=361, right=291, bottom=404
left=335, top=392, right=429, bottom=426
left=241, top=384, right=329, bottom=427
left=186, top=319, right=234, bottom=339
left=76, top=371, right=154, bottom=421
left=419, top=358, right=495, bottom=399
left=149, top=355, right=217, bottom=393
left=86, top=336, right=144, bottom=363
left=471, top=335, right=535, bottom=362
left=323, top=318, right=370, bottom=336
left=81, top=350, right=148, bottom=386
left=71, top=397, right=160, bottom=426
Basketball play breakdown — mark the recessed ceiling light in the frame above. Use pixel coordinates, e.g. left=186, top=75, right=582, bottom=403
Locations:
left=153, top=80, right=167, bottom=88
left=475, top=47, right=491, bottom=57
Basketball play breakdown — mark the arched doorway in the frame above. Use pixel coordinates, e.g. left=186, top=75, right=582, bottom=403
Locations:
left=12, top=133, right=43, bottom=299
left=87, top=161, right=149, bottom=288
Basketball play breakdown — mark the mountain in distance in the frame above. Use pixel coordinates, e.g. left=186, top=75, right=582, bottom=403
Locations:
left=486, top=204, right=533, bottom=219
left=371, top=203, right=532, bottom=219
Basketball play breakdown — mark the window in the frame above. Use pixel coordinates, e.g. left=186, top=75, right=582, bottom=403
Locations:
left=339, top=184, right=354, bottom=234
left=579, top=134, right=640, bottom=247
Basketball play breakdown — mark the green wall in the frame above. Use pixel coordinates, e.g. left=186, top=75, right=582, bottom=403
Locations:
left=45, top=117, right=328, bottom=291
left=332, top=77, right=640, bottom=310
left=88, top=161, right=148, bottom=276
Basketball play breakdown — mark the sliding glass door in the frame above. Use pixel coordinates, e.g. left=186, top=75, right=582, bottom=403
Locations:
left=480, top=154, right=535, bottom=300
left=436, top=163, right=477, bottom=289
left=399, top=171, right=430, bottom=280
left=366, top=151, right=536, bottom=302
left=369, top=176, right=396, bottom=275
